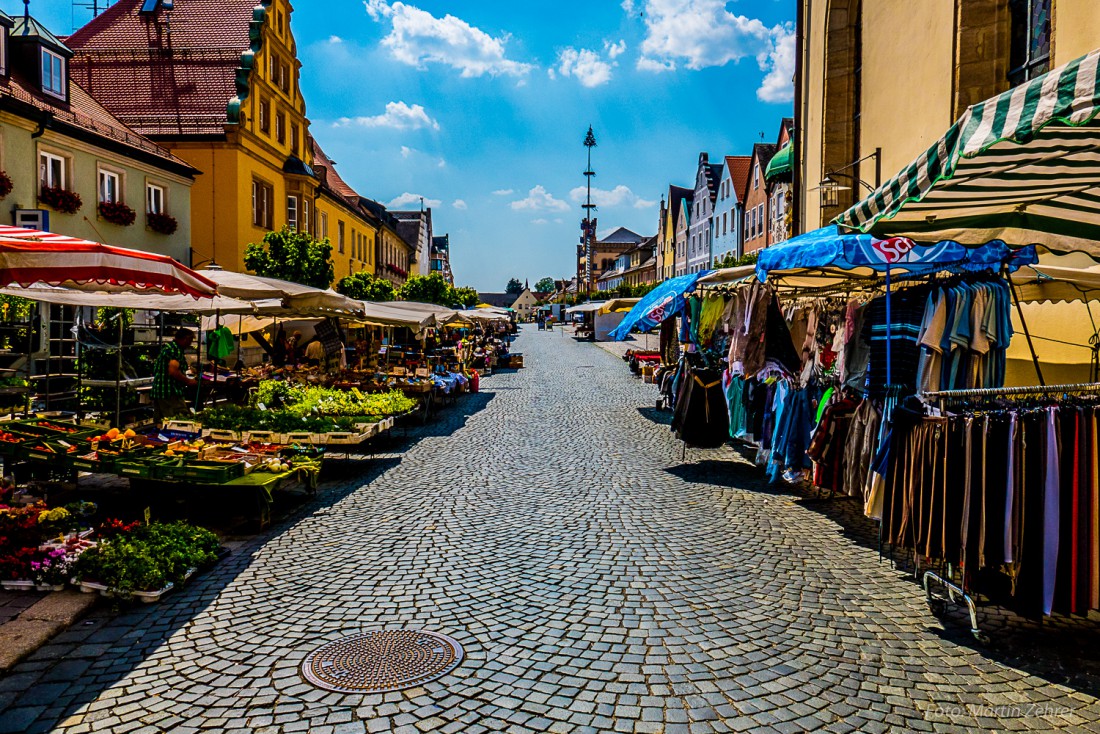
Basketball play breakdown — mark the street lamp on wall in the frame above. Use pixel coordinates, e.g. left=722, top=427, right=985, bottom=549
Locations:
left=819, top=147, right=881, bottom=209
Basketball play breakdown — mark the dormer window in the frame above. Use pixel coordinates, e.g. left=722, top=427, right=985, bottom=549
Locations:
left=41, top=47, right=65, bottom=99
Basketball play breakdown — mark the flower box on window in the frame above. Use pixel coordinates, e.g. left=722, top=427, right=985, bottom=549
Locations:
left=0, top=171, right=12, bottom=200
left=38, top=186, right=82, bottom=214
left=98, top=201, right=136, bottom=227
left=146, top=212, right=178, bottom=235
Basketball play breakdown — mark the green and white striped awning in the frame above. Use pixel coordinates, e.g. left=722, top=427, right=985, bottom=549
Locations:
left=836, top=48, right=1100, bottom=257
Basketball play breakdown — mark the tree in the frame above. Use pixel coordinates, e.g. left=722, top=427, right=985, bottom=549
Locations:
left=505, top=278, right=524, bottom=294
left=712, top=250, right=758, bottom=269
left=534, top=277, right=556, bottom=293
left=398, top=273, right=454, bottom=305
left=452, top=286, right=480, bottom=308
left=336, top=271, right=396, bottom=302
left=243, top=226, right=334, bottom=289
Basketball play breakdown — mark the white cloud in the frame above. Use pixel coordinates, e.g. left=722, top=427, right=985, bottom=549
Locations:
left=532, top=218, right=549, bottom=225
left=757, top=25, right=796, bottom=103
left=492, top=189, right=514, bottom=196
left=335, top=101, right=440, bottom=130
left=569, top=184, right=655, bottom=209
left=555, top=48, right=614, bottom=88
left=511, top=185, right=570, bottom=213
left=388, top=192, right=442, bottom=209
left=400, top=145, right=414, bottom=158
left=437, top=158, right=447, bottom=168
left=365, top=1, right=532, bottom=78
left=621, top=0, right=635, bottom=13
left=453, top=199, right=467, bottom=210
left=636, top=0, right=772, bottom=71
left=605, top=39, right=627, bottom=59
left=328, top=35, right=344, bottom=44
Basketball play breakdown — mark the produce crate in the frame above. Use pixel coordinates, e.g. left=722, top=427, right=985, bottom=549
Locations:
left=70, top=452, right=118, bottom=474
left=164, top=420, right=202, bottom=434
left=166, top=459, right=245, bottom=484
left=21, top=439, right=81, bottom=464
left=202, top=429, right=241, bottom=442
left=0, top=429, right=35, bottom=458
left=284, top=431, right=315, bottom=445
left=244, top=430, right=281, bottom=444
left=115, top=457, right=171, bottom=479
left=321, top=431, right=369, bottom=446
left=11, top=420, right=92, bottom=438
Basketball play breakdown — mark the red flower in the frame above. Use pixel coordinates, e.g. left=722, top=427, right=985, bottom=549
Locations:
left=39, top=186, right=83, bottom=214
left=146, top=212, right=178, bottom=235
left=0, top=171, right=12, bottom=199
left=98, top=201, right=137, bottom=227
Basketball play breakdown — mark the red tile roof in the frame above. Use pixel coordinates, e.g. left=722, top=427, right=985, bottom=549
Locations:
left=65, top=0, right=262, bottom=136
left=0, top=66, right=192, bottom=171
left=724, top=156, right=752, bottom=203
left=311, top=139, right=364, bottom=204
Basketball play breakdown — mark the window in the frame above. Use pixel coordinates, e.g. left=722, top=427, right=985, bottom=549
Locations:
left=1008, top=0, right=1051, bottom=87
left=252, top=178, right=274, bottom=229
left=98, top=169, right=121, bottom=204
left=41, top=48, right=65, bottom=98
left=290, top=124, right=299, bottom=156
left=722, top=212, right=727, bottom=235
left=39, top=151, right=66, bottom=190
left=146, top=183, right=165, bottom=214
left=753, top=164, right=760, bottom=190
left=275, top=112, right=286, bottom=144
left=302, top=199, right=310, bottom=235
left=320, top=211, right=328, bottom=239
left=338, top=221, right=345, bottom=253
left=259, top=99, right=270, bottom=134
left=287, top=195, right=298, bottom=230
left=0, top=25, right=8, bottom=76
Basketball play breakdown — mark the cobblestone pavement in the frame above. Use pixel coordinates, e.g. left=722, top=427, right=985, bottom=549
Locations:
left=2, top=325, right=1100, bottom=733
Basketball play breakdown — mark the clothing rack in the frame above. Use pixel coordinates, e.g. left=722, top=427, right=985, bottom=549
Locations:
left=921, top=382, right=1100, bottom=400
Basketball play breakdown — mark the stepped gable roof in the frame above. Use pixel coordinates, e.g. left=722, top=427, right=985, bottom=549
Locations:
left=724, top=156, right=752, bottom=203
left=65, top=0, right=264, bottom=136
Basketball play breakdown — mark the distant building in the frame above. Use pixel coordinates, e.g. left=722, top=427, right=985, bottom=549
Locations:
left=764, top=119, right=794, bottom=246
left=687, top=153, right=722, bottom=273
left=590, top=226, right=645, bottom=288
left=657, top=185, right=691, bottom=281
left=673, top=193, right=692, bottom=277
left=311, top=141, right=380, bottom=281
left=742, top=143, right=777, bottom=254
left=431, top=234, right=453, bottom=284
left=0, top=10, right=197, bottom=259
left=711, top=155, right=751, bottom=263
left=622, top=236, right=658, bottom=287
left=359, top=198, right=414, bottom=286
left=392, top=209, right=432, bottom=276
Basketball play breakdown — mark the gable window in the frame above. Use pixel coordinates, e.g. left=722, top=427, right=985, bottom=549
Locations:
left=39, top=151, right=66, bottom=190
left=98, top=169, right=121, bottom=204
left=252, top=178, right=274, bottom=229
left=287, top=195, right=298, bottom=230
left=259, top=98, right=270, bottom=134
left=41, top=48, right=65, bottom=99
left=147, top=183, right=165, bottom=214
left=753, top=164, right=760, bottom=190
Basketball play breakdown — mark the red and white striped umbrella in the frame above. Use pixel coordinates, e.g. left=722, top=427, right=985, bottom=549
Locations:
left=0, top=225, right=216, bottom=298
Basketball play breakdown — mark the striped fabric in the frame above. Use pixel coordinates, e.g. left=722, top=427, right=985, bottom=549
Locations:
left=835, top=48, right=1100, bottom=257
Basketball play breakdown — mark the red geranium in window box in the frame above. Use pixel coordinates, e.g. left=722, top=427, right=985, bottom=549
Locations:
left=39, top=185, right=82, bottom=214
left=98, top=201, right=137, bottom=227
left=146, top=212, right=178, bottom=235
left=0, top=171, right=12, bottom=200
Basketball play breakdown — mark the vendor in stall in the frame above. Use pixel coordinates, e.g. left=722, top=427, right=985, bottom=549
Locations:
left=152, top=327, right=198, bottom=425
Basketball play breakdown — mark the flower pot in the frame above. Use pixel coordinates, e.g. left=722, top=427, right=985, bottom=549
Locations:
left=35, top=583, right=65, bottom=592
left=1, top=579, right=35, bottom=590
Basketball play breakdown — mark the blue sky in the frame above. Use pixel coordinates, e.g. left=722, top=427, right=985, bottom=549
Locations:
left=20, top=0, right=794, bottom=292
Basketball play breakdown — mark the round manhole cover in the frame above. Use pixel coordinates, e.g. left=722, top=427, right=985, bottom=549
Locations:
left=301, top=630, right=464, bottom=694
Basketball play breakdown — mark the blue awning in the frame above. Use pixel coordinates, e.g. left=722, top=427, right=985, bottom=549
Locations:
left=609, top=271, right=710, bottom=341
left=756, top=226, right=1038, bottom=282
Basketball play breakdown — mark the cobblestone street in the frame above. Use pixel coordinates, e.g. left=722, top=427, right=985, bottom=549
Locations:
left=2, top=325, right=1100, bottom=733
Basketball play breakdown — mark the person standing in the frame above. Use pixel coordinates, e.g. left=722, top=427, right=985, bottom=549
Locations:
left=152, top=327, right=198, bottom=425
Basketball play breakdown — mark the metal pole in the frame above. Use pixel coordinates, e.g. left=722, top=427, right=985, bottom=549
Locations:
left=1009, top=277, right=1045, bottom=386
left=115, top=315, right=123, bottom=428
left=885, top=263, right=892, bottom=387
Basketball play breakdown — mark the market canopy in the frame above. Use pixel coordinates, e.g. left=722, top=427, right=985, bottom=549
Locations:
left=765, top=142, right=792, bottom=182
left=609, top=271, right=710, bottom=341
left=756, top=226, right=1038, bottom=282
left=0, top=225, right=216, bottom=297
left=835, top=48, right=1100, bottom=257
left=600, top=297, right=641, bottom=314
left=565, top=301, right=607, bottom=314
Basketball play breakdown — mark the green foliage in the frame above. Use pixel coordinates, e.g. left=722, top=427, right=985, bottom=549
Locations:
left=712, top=250, right=759, bottom=269
left=73, top=520, right=220, bottom=594
left=336, top=271, right=397, bottom=302
left=398, top=272, right=453, bottom=305
left=452, top=286, right=479, bottom=308
left=201, top=385, right=417, bottom=433
left=505, top=278, right=523, bottom=294
left=244, top=226, right=335, bottom=289
left=607, top=282, right=658, bottom=299
left=534, top=277, right=556, bottom=293
left=95, top=307, right=134, bottom=331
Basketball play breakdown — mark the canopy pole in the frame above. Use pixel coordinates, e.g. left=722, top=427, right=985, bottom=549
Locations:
left=1008, top=277, right=1045, bottom=387
left=885, top=263, right=892, bottom=387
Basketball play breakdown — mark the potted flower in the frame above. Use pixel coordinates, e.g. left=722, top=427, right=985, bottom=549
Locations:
left=146, top=212, right=178, bottom=235
left=98, top=201, right=137, bottom=227
left=0, top=171, right=13, bottom=200
left=38, top=186, right=82, bottom=214
left=30, top=547, right=72, bottom=591
left=0, top=546, right=37, bottom=589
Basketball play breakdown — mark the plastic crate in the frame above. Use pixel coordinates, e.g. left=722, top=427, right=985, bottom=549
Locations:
left=70, top=452, right=117, bottom=474
left=12, top=420, right=92, bottom=438
left=166, top=459, right=245, bottom=484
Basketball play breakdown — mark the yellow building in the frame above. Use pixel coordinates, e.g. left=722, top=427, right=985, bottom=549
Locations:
left=795, top=0, right=1100, bottom=233
left=66, top=0, right=330, bottom=275
left=311, top=141, right=379, bottom=282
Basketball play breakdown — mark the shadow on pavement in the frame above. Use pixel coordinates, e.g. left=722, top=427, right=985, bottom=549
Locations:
left=663, top=446, right=1100, bottom=700
left=636, top=406, right=672, bottom=426
left=0, top=391, right=498, bottom=734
